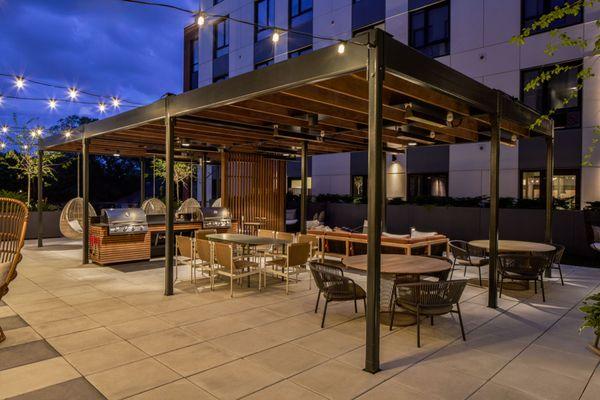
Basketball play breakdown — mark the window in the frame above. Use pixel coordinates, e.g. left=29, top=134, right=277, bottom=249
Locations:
left=409, top=1, right=450, bottom=58
left=189, top=37, right=199, bottom=90
left=521, top=61, right=582, bottom=129
left=288, top=46, right=312, bottom=58
left=213, top=18, right=229, bottom=59
left=290, top=0, right=312, bottom=19
left=522, top=0, right=583, bottom=32
left=212, top=74, right=228, bottom=83
left=288, top=0, right=313, bottom=54
left=408, top=174, right=447, bottom=198
left=521, top=170, right=579, bottom=209
left=255, top=59, right=274, bottom=69
left=255, top=0, right=275, bottom=43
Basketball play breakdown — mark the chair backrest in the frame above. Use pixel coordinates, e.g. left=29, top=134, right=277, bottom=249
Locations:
left=553, top=244, right=566, bottom=264
left=176, top=235, right=193, bottom=258
left=449, top=240, right=470, bottom=262
left=196, top=229, right=217, bottom=240
left=287, top=242, right=311, bottom=267
left=195, top=238, right=212, bottom=263
left=308, top=261, right=345, bottom=291
left=498, top=253, right=549, bottom=275
left=423, top=255, right=452, bottom=281
left=276, top=231, right=294, bottom=242
left=0, top=198, right=29, bottom=287
left=213, top=242, right=233, bottom=270
left=398, top=279, right=467, bottom=307
left=258, top=229, right=275, bottom=239
left=297, top=233, right=318, bottom=248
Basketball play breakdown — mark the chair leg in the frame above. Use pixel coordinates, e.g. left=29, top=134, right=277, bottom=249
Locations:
left=363, top=298, right=367, bottom=313
left=0, top=325, right=5, bottom=343
left=450, top=259, right=456, bottom=280
left=416, top=306, right=421, bottom=348
left=430, top=316, right=434, bottom=326
left=534, top=279, right=537, bottom=294
left=456, top=303, right=466, bottom=341
left=557, top=263, right=564, bottom=286
left=499, top=274, right=504, bottom=298
left=230, top=276, right=234, bottom=298
left=315, top=290, right=321, bottom=313
left=463, top=265, right=467, bottom=276
left=354, top=299, right=358, bottom=313
left=540, top=275, right=546, bottom=302
left=321, top=300, right=329, bottom=328
left=389, top=299, right=396, bottom=331
left=478, top=267, right=482, bottom=287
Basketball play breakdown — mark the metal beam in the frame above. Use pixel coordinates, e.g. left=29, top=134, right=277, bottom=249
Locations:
left=82, top=139, right=90, bottom=265
left=164, top=116, right=175, bottom=296
left=140, top=158, right=145, bottom=206
left=488, top=94, right=501, bottom=309
left=365, top=28, right=386, bottom=374
left=382, top=151, right=387, bottom=232
left=300, top=141, right=308, bottom=234
left=37, top=150, right=44, bottom=248
left=545, top=122, right=555, bottom=277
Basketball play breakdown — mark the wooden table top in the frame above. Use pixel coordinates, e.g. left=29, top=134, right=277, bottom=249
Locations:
left=468, top=240, right=555, bottom=253
left=207, top=233, right=288, bottom=246
left=342, top=254, right=451, bottom=275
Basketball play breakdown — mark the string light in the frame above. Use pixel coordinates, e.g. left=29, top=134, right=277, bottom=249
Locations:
left=0, top=94, right=3, bottom=105
left=98, top=102, right=107, bottom=113
left=14, top=75, right=25, bottom=90
left=64, top=129, right=72, bottom=138
left=337, top=42, right=346, bottom=54
left=48, top=98, right=58, bottom=110
left=1, top=125, right=8, bottom=133
left=68, top=87, right=78, bottom=100
left=196, top=12, right=206, bottom=26
left=271, top=30, right=280, bottom=44
left=111, top=97, right=121, bottom=109
left=0, top=142, right=5, bottom=149
left=23, top=144, right=29, bottom=150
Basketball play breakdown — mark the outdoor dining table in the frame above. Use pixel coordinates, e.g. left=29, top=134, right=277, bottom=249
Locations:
left=342, top=254, right=451, bottom=326
left=206, top=233, right=289, bottom=247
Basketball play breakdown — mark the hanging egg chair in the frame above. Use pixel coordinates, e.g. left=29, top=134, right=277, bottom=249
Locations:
left=59, top=197, right=97, bottom=240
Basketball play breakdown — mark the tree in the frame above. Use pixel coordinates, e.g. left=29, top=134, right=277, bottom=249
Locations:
left=511, top=0, right=599, bottom=165
left=151, top=158, right=194, bottom=203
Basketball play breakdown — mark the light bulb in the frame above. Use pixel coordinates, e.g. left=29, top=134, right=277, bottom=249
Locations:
left=64, top=130, right=72, bottom=138
left=48, top=99, right=58, bottom=110
left=111, top=97, right=121, bottom=108
left=23, top=144, right=29, bottom=150
left=36, top=127, right=43, bottom=136
left=272, top=31, right=280, bottom=43
left=30, top=129, right=37, bottom=138
left=1, top=125, right=8, bottom=133
left=408, top=142, right=417, bottom=146
left=68, top=87, right=78, bottom=100
left=0, top=142, right=5, bottom=149
left=197, top=13, right=205, bottom=26
left=113, top=151, right=120, bottom=157
left=337, top=42, right=346, bottom=54
left=98, top=102, right=107, bottom=113
left=14, top=76, right=25, bottom=90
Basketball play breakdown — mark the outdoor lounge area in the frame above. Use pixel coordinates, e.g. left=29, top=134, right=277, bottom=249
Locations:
left=1, top=23, right=600, bottom=399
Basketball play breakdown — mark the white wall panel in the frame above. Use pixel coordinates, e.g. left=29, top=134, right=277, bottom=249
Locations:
left=451, top=0, right=484, bottom=53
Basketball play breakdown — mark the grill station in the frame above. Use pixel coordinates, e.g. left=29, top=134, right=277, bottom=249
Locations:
left=101, top=208, right=148, bottom=236
left=199, top=207, right=232, bottom=229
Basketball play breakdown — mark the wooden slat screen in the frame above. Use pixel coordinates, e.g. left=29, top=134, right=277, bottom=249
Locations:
left=224, top=152, right=286, bottom=232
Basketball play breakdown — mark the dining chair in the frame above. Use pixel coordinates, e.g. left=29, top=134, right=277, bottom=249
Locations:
left=448, top=240, right=489, bottom=286
left=498, top=253, right=553, bottom=302
left=213, top=242, right=260, bottom=297
left=390, top=279, right=468, bottom=347
left=551, top=244, right=566, bottom=286
left=0, top=198, right=29, bottom=343
left=265, top=242, right=311, bottom=294
left=194, top=238, right=214, bottom=288
left=195, top=229, right=217, bottom=240
left=309, top=261, right=366, bottom=328
left=297, top=233, right=322, bottom=261
left=174, top=235, right=194, bottom=281
left=255, top=229, right=276, bottom=258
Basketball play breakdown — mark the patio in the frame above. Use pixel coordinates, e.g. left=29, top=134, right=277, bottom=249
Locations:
left=1, top=237, right=599, bottom=400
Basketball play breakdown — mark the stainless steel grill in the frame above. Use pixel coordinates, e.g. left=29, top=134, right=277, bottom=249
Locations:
left=101, top=208, right=148, bottom=235
left=200, top=207, right=231, bottom=229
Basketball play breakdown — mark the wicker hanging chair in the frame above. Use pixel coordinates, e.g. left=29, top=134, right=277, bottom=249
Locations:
left=59, top=197, right=97, bottom=240
left=177, top=197, right=201, bottom=220
left=141, top=198, right=166, bottom=215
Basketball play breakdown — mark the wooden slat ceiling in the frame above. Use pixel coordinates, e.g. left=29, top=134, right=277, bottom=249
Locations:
left=46, top=69, right=528, bottom=159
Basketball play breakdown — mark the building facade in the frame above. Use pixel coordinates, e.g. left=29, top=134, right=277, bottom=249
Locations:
left=184, top=0, right=600, bottom=209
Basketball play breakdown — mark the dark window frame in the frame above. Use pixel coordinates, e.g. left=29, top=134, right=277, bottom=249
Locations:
left=520, top=60, right=583, bottom=130
left=519, top=168, right=580, bottom=210
left=189, top=36, right=199, bottom=90
left=408, top=0, right=450, bottom=58
left=407, top=172, right=449, bottom=199
left=288, top=45, right=312, bottom=59
left=289, top=0, right=312, bottom=19
left=255, top=0, right=275, bottom=43
left=521, top=0, right=583, bottom=33
left=255, top=58, right=274, bottom=69
left=213, top=17, right=230, bottom=59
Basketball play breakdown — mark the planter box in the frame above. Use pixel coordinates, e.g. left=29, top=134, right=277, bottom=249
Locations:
left=25, top=210, right=62, bottom=239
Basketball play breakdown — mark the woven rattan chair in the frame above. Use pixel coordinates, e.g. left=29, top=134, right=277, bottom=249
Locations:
left=213, top=242, right=260, bottom=297
left=390, top=279, right=467, bottom=347
left=498, top=253, right=553, bottom=302
left=309, top=261, right=366, bottom=328
left=0, top=198, right=29, bottom=343
left=265, top=242, right=310, bottom=294
left=552, top=244, right=566, bottom=286
left=194, top=238, right=214, bottom=288
left=59, top=197, right=96, bottom=240
left=449, top=240, right=488, bottom=286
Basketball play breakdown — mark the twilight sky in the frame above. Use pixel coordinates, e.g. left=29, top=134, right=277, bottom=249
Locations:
left=0, top=0, right=197, bottom=128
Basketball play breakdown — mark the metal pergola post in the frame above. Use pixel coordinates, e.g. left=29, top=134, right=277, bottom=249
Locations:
left=488, top=93, right=501, bottom=309
left=545, top=121, right=555, bottom=277
left=201, top=153, right=207, bottom=208
left=37, top=149, right=44, bottom=248
left=300, top=141, right=308, bottom=234
left=382, top=151, right=387, bottom=232
left=365, top=28, right=385, bottom=374
left=140, top=158, right=145, bottom=206
left=165, top=116, right=175, bottom=295
left=82, top=138, right=90, bottom=265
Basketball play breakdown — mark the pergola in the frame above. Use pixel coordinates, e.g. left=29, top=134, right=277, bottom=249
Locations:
left=40, top=29, right=554, bottom=373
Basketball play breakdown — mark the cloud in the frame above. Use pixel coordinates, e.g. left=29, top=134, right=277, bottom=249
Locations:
left=0, top=0, right=197, bottom=126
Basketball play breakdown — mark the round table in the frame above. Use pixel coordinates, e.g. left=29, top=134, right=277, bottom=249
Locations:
left=468, top=240, right=555, bottom=253
left=342, top=254, right=451, bottom=326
